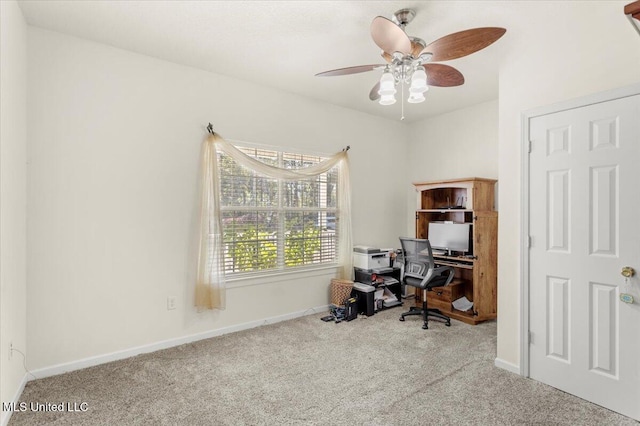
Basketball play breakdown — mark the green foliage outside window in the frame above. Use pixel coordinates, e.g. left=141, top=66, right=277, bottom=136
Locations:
left=223, top=226, right=277, bottom=272
left=284, top=227, right=321, bottom=266
left=223, top=224, right=324, bottom=272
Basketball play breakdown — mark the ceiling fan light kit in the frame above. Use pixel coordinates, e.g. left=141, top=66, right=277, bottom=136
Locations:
left=376, top=53, right=429, bottom=105
left=316, top=8, right=506, bottom=118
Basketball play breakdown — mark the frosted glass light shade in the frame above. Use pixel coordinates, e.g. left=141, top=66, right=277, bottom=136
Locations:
left=379, top=94, right=396, bottom=105
left=378, top=71, right=396, bottom=96
left=409, top=68, right=428, bottom=94
left=407, top=92, right=425, bottom=104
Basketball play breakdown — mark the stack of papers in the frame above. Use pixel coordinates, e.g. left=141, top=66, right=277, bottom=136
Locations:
left=452, top=296, right=474, bottom=312
left=382, top=276, right=399, bottom=285
left=382, top=287, right=400, bottom=307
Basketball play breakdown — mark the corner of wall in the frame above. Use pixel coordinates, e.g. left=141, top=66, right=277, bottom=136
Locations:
left=0, top=0, right=29, bottom=417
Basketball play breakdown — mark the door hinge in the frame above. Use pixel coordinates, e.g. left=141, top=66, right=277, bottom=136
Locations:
left=528, top=235, right=532, bottom=248
left=415, top=212, right=419, bottom=220
left=528, top=331, right=534, bottom=344
left=528, top=140, right=532, bottom=153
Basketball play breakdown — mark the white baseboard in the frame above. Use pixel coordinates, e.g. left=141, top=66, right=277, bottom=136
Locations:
left=494, top=357, right=521, bottom=375
left=1, top=374, right=28, bottom=426
left=31, top=304, right=329, bottom=381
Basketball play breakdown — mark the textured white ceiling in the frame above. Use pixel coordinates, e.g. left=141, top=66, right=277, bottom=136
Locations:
left=18, top=1, right=520, bottom=122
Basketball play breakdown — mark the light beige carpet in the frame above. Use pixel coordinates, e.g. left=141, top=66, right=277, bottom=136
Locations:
left=9, top=307, right=638, bottom=425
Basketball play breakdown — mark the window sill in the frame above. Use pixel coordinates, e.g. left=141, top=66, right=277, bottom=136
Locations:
left=225, top=264, right=341, bottom=289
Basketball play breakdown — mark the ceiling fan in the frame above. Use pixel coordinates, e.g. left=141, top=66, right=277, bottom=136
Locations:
left=316, top=8, right=506, bottom=116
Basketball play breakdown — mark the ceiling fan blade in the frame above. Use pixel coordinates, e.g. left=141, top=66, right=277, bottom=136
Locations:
left=369, top=82, right=381, bottom=101
left=315, top=64, right=384, bottom=77
left=370, top=16, right=412, bottom=55
left=423, top=63, right=464, bottom=87
left=421, top=27, right=506, bottom=62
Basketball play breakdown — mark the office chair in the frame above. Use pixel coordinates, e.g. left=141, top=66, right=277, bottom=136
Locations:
left=399, top=237, right=454, bottom=329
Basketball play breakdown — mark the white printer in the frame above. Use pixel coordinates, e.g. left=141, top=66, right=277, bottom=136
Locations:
left=353, top=246, right=391, bottom=271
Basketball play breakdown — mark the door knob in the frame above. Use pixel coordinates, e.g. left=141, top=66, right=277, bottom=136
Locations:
left=621, top=266, right=635, bottom=278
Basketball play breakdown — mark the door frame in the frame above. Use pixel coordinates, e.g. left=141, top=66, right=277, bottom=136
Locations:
left=520, top=82, right=640, bottom=378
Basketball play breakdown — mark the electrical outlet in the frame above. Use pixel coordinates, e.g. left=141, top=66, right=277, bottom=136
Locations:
left=167, top=297, right=176, bottom=310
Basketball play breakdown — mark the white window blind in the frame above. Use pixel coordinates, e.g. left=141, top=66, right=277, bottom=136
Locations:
left=219, top=146, right=339, bottom=275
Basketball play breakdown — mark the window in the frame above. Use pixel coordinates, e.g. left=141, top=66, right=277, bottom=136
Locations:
left=219, top=145, right=339, bottom=275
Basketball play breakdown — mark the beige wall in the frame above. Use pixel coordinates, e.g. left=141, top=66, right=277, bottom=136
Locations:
left=407, top=100, right=499, bottom=182
left=496, top=1, right=640, bottom=367
left=0, top=0, right=28, bottom=421
left=25, top=28, right=409, bottom=370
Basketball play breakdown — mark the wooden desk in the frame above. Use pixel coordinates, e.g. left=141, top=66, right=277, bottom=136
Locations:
left=412, top=178, right=498, bottom=325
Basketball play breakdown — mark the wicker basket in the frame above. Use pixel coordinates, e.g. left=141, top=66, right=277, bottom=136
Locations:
left=330, top=278, right=354, bottom=306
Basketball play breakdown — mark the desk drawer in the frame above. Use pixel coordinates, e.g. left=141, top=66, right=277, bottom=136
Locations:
left=427, top=281, right=465, bottom=304
left=427, top=298, right=452, bottom=313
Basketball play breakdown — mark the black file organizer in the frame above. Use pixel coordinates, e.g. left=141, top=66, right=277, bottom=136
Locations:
left=353, top=267, right=403, bottom=312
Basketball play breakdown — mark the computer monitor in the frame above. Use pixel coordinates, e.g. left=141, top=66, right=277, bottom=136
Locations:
left=428, top=222, right=471, bottom=255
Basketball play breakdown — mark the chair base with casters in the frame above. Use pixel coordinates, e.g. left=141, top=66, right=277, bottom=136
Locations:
left=399, top=288, right=451, bottom=329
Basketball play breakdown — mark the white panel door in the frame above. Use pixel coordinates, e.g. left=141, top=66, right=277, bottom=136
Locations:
left=529, top=94, right=640, bottom=421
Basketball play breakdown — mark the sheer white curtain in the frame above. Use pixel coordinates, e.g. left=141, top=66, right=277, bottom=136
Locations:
left=196, top=133, right=353, bottom=310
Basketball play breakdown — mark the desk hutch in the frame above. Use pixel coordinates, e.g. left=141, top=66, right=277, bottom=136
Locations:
left=413, top=177, right=498, bottom=325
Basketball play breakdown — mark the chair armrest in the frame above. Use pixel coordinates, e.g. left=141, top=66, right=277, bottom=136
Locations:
left=433, top=265, right=455, bottom=286
left=433, top=266, right=452, bottom=274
